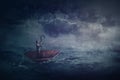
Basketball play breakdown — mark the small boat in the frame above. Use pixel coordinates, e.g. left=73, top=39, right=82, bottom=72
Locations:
left=25, top=35, right=59, bottom=62
left=25, top=50, right=59, bottom=62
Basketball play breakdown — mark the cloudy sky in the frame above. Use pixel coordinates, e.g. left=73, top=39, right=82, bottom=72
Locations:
left=0, top=0, right=120, bottom=51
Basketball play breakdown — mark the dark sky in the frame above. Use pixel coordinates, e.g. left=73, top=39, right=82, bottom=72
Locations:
left=0, top=0, right=120, bottom=25
left=0, top=0, right=120, bottom=50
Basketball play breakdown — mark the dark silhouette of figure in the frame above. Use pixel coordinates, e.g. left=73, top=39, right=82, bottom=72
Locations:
left=36, top=35, right=45, bottom=57
left=36, top=40, right=41, bottom=54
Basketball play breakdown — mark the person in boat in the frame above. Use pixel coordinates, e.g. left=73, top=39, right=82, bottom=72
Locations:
left=36, top=35, right=45, bottom=57
left=36, top=40, right=41, bottom=54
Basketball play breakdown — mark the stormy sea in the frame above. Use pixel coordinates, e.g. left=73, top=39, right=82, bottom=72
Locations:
left=0, top=0, right=120, bottom=80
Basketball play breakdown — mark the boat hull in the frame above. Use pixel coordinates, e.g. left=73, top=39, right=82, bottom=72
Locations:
left=25, top=50, right=59, bottom=62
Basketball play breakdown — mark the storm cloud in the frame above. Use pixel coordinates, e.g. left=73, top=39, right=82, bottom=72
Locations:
left=3, top=9, right=120, bottom=52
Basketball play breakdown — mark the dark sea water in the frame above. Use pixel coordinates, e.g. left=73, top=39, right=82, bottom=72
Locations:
left=1, top=47, right=120, bottom=80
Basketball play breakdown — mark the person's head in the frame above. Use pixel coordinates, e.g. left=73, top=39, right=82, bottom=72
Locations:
left=36, top=40, right=39, bottom=43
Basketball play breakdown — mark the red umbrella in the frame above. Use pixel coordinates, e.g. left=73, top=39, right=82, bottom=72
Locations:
left=25, top=50, right=59, bottom=62
left=25, top=35, right=59, bottom=62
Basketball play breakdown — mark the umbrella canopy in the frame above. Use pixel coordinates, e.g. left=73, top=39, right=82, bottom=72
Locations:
left=25, top=50, right=59, bottom=62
